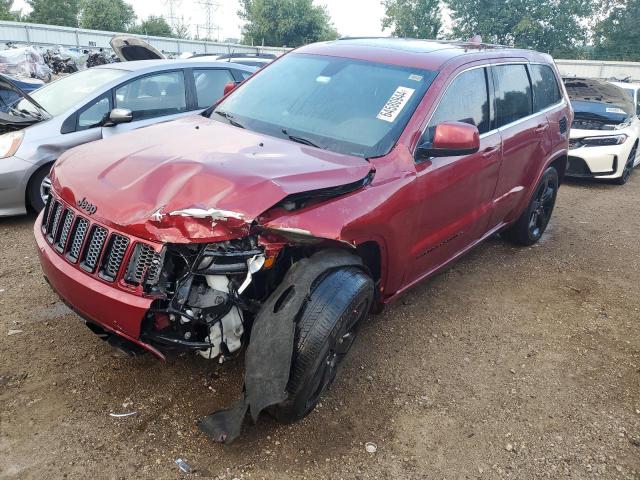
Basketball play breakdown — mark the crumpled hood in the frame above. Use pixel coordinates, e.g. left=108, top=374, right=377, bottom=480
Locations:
left=51, top=115, right=373, bottom=243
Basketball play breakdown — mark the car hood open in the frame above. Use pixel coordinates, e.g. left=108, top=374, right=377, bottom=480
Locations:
left=0, top=73, right=49, bottom=130
left=51, top=115, right=373, bottom=243
left=110, top=35, right=165, bottom=62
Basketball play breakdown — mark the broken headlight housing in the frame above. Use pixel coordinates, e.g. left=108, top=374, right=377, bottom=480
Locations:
left=194, top=237, right=263, bottom=275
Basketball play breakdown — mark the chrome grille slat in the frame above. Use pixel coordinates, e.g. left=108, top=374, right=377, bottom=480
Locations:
left=125, top=244, right=161, bottom=285
left=81, top=226, right=108, bottom=272
left=41, top=195, right=53, bottom=230
left=54, top=210, right=74, bottom=253
left=99, top=234, right=130, bottom=281
left=46, top=201, right=62, bottom=241
left=67, top=217, right=89, bottom=263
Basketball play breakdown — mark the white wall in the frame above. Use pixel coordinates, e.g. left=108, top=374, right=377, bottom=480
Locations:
left=555, top=59, right=640, bottom=80
left=0, top=20, right=287, bottom=56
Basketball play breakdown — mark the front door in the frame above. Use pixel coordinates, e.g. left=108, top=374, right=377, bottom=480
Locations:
left=103, top=70, right=192, bottom=138
left=408, top=66, right=502, bottom=284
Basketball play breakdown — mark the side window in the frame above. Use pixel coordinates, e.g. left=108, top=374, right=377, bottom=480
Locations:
left=424, top=67, right=490, bottom=142
left=115, top=71, right=186, bottom=121
left=77, top=96, right=110, bottom=130
left=238, top=70, right=253, bottom=80
left=193, top=69, right=235, bottom=108
left=529, top=64, right=561, bottom=112
left=492, top=64, right=533, bottom=127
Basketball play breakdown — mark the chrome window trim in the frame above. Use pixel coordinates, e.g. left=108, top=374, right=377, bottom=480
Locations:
left=415, top=61, right=568, bottom=151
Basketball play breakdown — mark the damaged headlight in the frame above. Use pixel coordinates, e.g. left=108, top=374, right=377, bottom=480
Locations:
left=194, top=239, right=263, bottom=275
left=0, top=131, right=24, bottom=158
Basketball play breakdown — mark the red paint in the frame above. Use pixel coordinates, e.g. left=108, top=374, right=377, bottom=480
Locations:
left=35, top=40, right=572, bottom=352
left=223, top=81, right=238, bottom=96
left=432, top=121, right=480, bottom=151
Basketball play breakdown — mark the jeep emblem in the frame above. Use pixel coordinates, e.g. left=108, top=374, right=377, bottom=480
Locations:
left=77, top=197, right=97, bottom=215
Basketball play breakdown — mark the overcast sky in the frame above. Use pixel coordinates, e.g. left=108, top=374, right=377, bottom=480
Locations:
left=13, top=0, right=389, bottom=42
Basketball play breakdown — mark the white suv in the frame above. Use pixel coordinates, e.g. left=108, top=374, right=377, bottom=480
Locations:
left=564, top=77, right=640, bottom=184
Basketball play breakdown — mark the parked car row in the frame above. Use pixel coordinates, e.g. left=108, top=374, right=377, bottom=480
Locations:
left=2, top=36, right=635, bottom=442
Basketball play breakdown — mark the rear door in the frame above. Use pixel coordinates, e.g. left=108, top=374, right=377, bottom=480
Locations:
left=408, top=66, right=502, bottom=283
left=488, top=63, right=549, bottom=227
left=529, top=63, right=569, bottom=170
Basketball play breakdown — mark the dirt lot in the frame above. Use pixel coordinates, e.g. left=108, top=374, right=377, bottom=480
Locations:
left=1, top=174, right=639, bottom=479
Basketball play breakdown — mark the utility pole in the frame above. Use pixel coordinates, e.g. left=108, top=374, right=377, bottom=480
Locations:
left=197, top=0, right=220, bottom=41
left=164, top=0, right=183, bottom=31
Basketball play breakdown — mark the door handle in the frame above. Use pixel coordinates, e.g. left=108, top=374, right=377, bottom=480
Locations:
left=535, top=123, right=549, bottom=133
left=481, top=146, right=499, bottom=158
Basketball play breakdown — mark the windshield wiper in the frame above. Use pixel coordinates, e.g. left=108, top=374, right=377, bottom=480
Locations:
left=282, top=129, right=323, bottom=149
left=214, top=110, right=244, bottom=129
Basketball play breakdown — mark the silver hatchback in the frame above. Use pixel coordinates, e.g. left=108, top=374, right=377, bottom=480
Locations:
left=0, top=59, right=255, bottom=216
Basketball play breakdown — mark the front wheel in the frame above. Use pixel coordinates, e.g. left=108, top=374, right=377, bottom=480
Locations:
left=614, top=144, right=636, bottom=185
left=27, top=164, right=52, bottom=213
left=270, top=266, right=374, bottom=423
left=503, top=166, right=559, bottom=246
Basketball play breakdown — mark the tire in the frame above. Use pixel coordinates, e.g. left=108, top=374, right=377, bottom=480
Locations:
left=27, top=164, right=52, bottom=213
left=270, top=266, right=374, bottom=423
left=503, top=166, right=559, bottom=246
left=614, top=144, right=636, bottom=185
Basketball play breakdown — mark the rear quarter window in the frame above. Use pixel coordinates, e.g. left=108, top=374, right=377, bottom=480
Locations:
left=529, top=64, right=562, bottom=111
left=492, top=64, right=533, bottom=127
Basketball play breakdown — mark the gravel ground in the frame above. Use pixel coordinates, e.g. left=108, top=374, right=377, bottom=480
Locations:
left=1, top=174, right=639, bottom=479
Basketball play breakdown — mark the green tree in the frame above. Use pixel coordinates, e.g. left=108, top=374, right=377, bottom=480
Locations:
left=593, top=0, right=640, bottom=60
left=26, top=0, right=80, bottom=27
left=78, top=0, right=135, bottom=32
left=446, top=0, right=595, bottom=57
left=381, top=0, right=442, bottom=39
left=239, top=0, right=338, bottom=47
left=0, top=0, right=16, bottom=20
left=172, top=18, right=191, bottom=39
left=130, top=15, right=173, bottom=37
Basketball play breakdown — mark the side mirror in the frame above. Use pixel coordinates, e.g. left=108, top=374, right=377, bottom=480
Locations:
left=104, top=108, right=132, bottom=126
left=223, top=81, right=240, bottom=96
left=416, top=121, right=480, bottom=159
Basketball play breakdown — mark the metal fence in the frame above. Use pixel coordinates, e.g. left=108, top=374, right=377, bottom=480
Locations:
left=0, top=20, right=287, bottom=56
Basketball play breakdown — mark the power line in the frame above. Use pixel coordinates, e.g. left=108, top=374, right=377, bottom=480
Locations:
left=163, top=0, right=183, bottom=31
left=196, top=0, right=220, bottom=41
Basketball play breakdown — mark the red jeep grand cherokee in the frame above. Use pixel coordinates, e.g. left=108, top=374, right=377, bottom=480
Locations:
left=35, top=38, right=571, bottom=441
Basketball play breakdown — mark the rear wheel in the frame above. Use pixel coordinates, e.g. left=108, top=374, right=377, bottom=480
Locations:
left=503, top=166, right=559, bottom=246
left=614, top=144, right=636, bottom=185
left=27, top=164, right=52, bottom=213
left=270, top=266, right=374, bottom=423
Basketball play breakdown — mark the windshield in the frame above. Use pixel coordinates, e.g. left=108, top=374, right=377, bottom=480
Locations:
left=211, top=53, right=436, bottom=158
left=16, top=68, right=126, bottom=117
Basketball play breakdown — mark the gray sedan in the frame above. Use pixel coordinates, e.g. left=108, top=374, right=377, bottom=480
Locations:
left=0, top=59, right=255, bottom=216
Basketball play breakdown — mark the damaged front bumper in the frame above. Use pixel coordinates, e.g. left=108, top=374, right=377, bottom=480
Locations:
left=34, top=213, right=163, bottom=357
left=34, top=193, right=278, bottom=360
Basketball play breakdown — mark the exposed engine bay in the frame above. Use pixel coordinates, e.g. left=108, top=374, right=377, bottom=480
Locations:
left=137, top=236, right=276, bottom=361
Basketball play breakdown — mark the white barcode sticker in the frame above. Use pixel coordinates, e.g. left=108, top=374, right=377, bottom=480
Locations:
left=606, top=107, right=625, bottom=114
left=377, top=86, right=415, bottom=123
